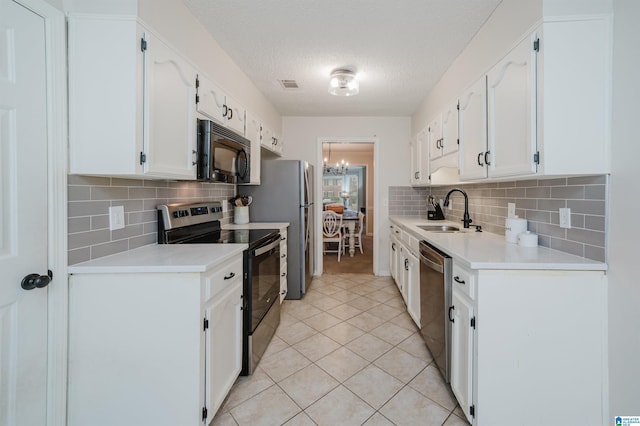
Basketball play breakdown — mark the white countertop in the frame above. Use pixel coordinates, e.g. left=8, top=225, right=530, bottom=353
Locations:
left=390, top=216, right=607, bottom=271
left=68, top=243, right=247, bottom=274
left=222, top=222, right=289, bottom=230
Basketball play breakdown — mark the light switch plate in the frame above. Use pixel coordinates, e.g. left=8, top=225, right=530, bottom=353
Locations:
left=559, top=208, right=571, bottom=229
left=109, top=205, right=125, bottom=230
left=507, top=203, right=516, bottom=217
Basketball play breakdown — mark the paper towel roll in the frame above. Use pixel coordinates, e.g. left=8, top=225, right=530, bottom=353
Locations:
left=505, top=217, right=527, bottom=243
left=518, top=231, right=538, bottom=247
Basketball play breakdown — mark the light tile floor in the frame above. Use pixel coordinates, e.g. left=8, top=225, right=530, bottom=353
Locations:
left=213, top=273, right=471, bottom=426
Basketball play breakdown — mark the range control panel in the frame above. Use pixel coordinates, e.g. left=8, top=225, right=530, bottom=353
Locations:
left=158, top=202, right=224, bottom=230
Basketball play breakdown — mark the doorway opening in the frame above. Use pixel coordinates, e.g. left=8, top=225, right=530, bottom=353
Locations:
left=317, top=141, right=375, bottom=275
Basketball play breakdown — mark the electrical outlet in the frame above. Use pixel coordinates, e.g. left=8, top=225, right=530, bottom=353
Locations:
left=507, top=203, right=516, bottom=217
left=559, top=208, right=571, bottom=229
left=109, top=205, right=125, bottom=230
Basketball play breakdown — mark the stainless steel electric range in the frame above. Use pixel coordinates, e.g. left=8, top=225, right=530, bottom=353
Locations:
left=157, top=201, right=281, bottom=375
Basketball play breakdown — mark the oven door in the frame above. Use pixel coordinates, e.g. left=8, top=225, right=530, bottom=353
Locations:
left=246, top=235, right=281, bottom=333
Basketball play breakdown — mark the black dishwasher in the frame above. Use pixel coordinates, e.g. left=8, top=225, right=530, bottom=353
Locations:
left=419, top=241, right=452, bottom=383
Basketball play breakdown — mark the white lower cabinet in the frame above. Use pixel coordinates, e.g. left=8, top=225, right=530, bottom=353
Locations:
left=403, top=246, right=420, bottom=327
left=389, top=223, right=420, bottom=328
left=449, top=264, right=606, bottom=426
left=450, top=264, right=475, bottom=423
left=67, top=256, right=244, bottom=426
left=204, top=274, right=243, bottom=421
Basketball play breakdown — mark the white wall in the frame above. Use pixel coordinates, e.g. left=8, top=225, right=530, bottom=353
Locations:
left=608, top=0, right=640, bottom=416
left=282, top=116, right=411, bottom=275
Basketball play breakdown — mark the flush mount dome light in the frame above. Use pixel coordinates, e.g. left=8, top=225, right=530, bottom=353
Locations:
left=328, top=69, right=359, bottom=96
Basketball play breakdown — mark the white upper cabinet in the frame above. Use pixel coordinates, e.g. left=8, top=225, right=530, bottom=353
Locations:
left=410, top=128, right=430, bottom=186
left=486, top=32, right=538, bottom=179
left=68, top=16, right=197, bottom=179
left=441, top=101, right=459, bottom=157
left=536, top=18, right=610, bottom=175
left=260, top=123, right=283, bottom=156
left=454, top=15, right=610, bottom=182
left=458, top=76, right=488, bottom=181
left=196, top=76, right=246, bottom=136
left=146, top=32, right=198, bottom=179
left=243, top=111, right=262, bottom=185
left=68, top=16, right=145, bottom=176
left=428, top=114, right=443, bottom=160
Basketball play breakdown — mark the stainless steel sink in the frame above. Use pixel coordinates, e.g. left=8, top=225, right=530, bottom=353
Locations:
left=417, top=225, right=460, bottom=232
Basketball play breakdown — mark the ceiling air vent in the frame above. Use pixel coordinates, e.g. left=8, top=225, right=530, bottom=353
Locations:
left=279, top=79, right=300, bottom=90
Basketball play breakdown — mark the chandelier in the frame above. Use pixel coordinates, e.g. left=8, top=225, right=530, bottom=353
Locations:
left=323, top=144, right=349, bottom=175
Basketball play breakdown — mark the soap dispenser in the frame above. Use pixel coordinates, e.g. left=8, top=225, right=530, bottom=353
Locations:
left=427, top=195, right=445, bottom=220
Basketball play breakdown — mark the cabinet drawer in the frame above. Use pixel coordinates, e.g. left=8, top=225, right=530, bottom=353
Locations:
left=452, top=263, right=476, bottom=300
left=204, top=257, right=243, bottom=301
left=390, top=224, right=403, bottom=240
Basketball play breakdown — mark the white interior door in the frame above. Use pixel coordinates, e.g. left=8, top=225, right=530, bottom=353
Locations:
left=0, top=1, right=49, bottom=424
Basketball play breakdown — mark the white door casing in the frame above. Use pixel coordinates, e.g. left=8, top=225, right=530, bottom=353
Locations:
left=0, top=1, right=48, bottom=424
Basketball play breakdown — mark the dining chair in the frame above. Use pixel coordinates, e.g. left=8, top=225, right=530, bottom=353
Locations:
left=343, top=211, right=365, bottom=254
left=322, top=210, right=343, bottom=262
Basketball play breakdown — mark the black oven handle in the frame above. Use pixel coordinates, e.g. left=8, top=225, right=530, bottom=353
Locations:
left=253, top=236, right=281, bottom=257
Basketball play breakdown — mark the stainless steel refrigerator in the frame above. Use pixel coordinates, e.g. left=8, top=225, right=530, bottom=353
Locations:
left=243, top=160, right=314, bottom=299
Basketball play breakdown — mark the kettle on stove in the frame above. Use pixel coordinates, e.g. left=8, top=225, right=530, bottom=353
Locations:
left=427, top=195, right=446, bottom=220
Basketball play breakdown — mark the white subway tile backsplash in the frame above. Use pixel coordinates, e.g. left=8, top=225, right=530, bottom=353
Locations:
left=389, top=175, right=608, bottom=262
left=68, top=176, right=236, bottom=264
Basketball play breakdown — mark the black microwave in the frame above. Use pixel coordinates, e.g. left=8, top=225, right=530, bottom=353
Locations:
left=197, top=119, right=250, bottom=184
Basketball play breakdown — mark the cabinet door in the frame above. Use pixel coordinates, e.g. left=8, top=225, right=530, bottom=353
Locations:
left=441, top=100, right=459, bottom=157
left=196, top=75, right=226, bottom=124
left=204, top=279, right=243, bottom=422
left=225, top=95, right=246, bottom=136
left=261, top=125, right=274, bottom=150
left=458, top=76, right=488, bottom=181
left=410, top=136, right=420, bottom=185
left=405, top=249, right=421, bottom=327
left=399, top=246, right=409, bottom=303
left=487, top=34, right=537, bottom=178
left=428, top=115, right=443, bottom=160
left=279, top=231, right=288, bottom=302
left=450, top=289, right=474, bottom=423
left=146, top=33, right=197, bottom=179
left=390, top=238, right=399, bottom=283
left=244, top=112, right=262, bottom=185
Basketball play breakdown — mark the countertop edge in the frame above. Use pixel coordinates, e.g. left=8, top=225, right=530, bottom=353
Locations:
left=390, top=216, right=608, bottom=271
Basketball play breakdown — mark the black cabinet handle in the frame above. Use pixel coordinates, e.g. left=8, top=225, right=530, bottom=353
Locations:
left=404, top=259, right=409, bottom=271
left=414, top=171, right=419, bottom=180
left=454, top=276, right=466, bottom=285
left=281, top=272, right=287, bottom=277
left=223, top=272, right=235, bottom=280
left=228, top=108, right=233, bottom=120
left=281, top=254, right=286, bottom=258
left=484, top=151, right=491, bottom=166
left=477, top=152, right=484, bottom=166
left=222, top=105, right=228, bottom=117
left=448, top=306, right=455, bottom=322
left=391, top=243, right=396, bottom=251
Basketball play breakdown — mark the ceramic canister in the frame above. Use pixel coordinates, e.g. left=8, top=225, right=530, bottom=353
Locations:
left=505, top=217, right=527, bottom=243
left=234, top=206, right=249, bottom=224
left=518, top=231, right=539, bottom=247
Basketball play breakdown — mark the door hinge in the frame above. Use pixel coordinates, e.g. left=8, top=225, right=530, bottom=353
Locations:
left=457, top=101, right=460, bottom=110
left=203, top=318, right=209, bottom=331
left=202, top=406, right=208, bottom=421
left=533, top=38, right=540, bottom=52
left=533, top=151, right=540, bottom=164
left=195, top=76, right=200, bottom=89
left=470, top=405, right=475, bottom=418
left=470, top=317, right=476, bottom=329
left=139, top=152, right=146, bottom=165
left=195, top=94, right=200, bottom=104
left=140, top=38, right=147, bottom=52
left=457, top=138, right=460, bottom=145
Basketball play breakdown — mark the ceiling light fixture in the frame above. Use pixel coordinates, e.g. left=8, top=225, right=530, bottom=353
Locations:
left=328, top=69, right=359, bottom=97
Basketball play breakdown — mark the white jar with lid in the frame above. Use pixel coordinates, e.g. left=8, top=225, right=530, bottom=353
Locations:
left=505, top=217, right=527, bottom=243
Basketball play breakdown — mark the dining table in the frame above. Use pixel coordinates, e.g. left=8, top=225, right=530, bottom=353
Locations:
left=341, top=209, right=359, bottom=257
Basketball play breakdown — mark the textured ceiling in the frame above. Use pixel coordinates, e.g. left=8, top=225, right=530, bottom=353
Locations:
left=182, top=0, right=502, bottom=117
